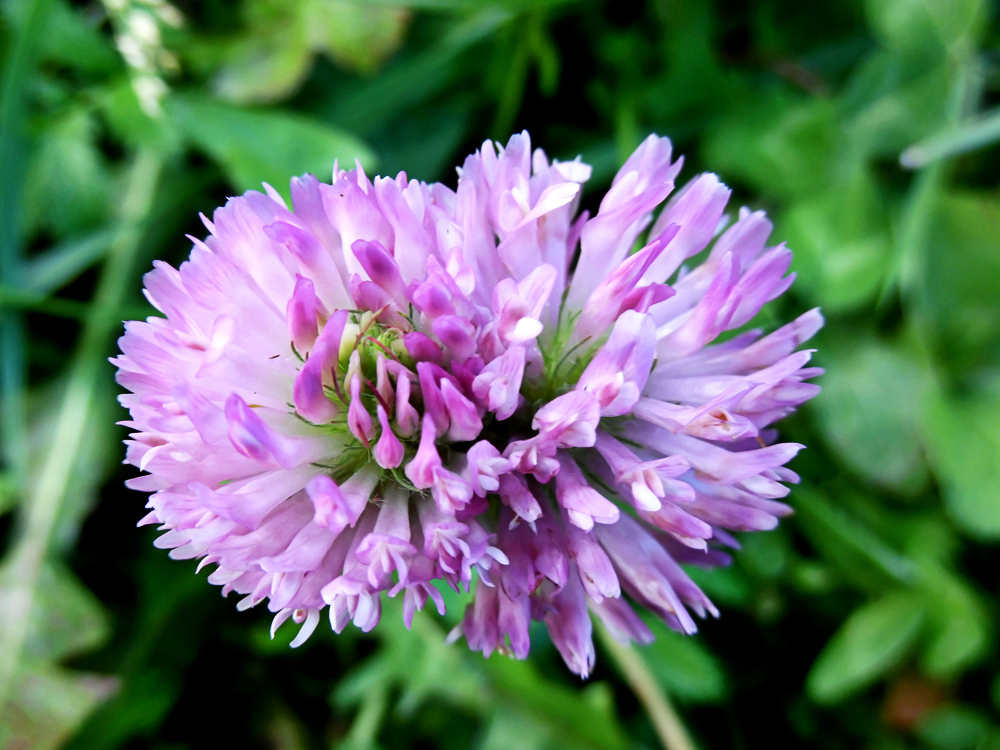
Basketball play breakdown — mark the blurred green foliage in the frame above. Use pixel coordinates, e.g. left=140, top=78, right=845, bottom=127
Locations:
left=0, top=0, right=999, bottom=748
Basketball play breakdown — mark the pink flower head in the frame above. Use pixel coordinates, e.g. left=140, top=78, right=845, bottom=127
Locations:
left=116, top=131, right=821, bottom=673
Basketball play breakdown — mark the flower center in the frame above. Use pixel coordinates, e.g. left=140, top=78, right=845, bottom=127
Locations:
left=303, top=303, right=604, bottom=497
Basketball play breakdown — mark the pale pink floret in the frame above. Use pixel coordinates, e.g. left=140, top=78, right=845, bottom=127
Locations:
left=115, top=131, right=821, bottom=675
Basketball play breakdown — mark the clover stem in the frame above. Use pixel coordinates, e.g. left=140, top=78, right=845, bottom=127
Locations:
left=595, top=621, right=699, bottom=750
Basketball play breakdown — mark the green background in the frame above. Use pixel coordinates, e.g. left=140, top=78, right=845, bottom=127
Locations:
left=1, top=0, right=999, bottom=748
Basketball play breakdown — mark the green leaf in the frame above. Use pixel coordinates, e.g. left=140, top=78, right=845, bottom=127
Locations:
left=375, top=99, right=475, bottom=181
left=922, top=0, right=987, bottom=50
left=810, top=333, right=930, bottom=494
left=806, top=590, right=926, bottom=704
left=682, top=562, right=752, bottom=609
left=638, top=614, right=728, bottom=704
left=915, top=559, right=991, bottom=678
left=641, top=1, right=733, bottom=123
left=166, top=94, right=377, bottom=199
left=335, top=600, right=629, bottom=750
left=784, top=205, right=890, bottom=312
left=18, top=227, right=114, bottom=295
left=0, top=472, right=17, bottom=516
left=917, top=191, right=1000, bottom=371
left=432, top=578, right=474, bottom=627
left=781, top=166, right=892, bottom=313
left=99, top=79, right=183, bottom=155
left=24, top=107, right=112, bottom=238
left=867, top=0, right=985, bottom=61
left=62, top=668, right=181, bottom=750
left=484, top=656, right=630, bottom=750
left=917, top=705, right=993, bottom=750
left=362, top=0, right=581, bottom=7
left=322, top=8, right=511, bottom=133
left=476, top=707, right=550, bottom=750
left=24, top=563, right=110, bottom=662
left=704, top=95, right=838, bottom=200
left=39, top=0, right=119, bottom=74
left=306, top=0, right=410, bottom=75
left=0, top=562, right=115, bottom=749
left=211, top=0, right=409, bottom=104
left=64, top=552, right=212, bottom=750
left=920, top=383, right=1000, bottom=538
left=865, top=0, right=943, bottom=58
left=793, top=488, right=916, bottom=591
left=738, top=528, right=790, bottom=580
left=212, top=23, right=314, bottom=106
left=334, top=609, right=484, bottom=717
left=0, top=661, right=118, bottom=750
left=842, top=55, right=951, bottom=159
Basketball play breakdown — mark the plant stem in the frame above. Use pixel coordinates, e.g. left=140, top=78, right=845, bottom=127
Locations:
left=0, top=148, right=163, bottom=713
left=340, top=687, right=388, bottom=750
left=596, top=623, right=698, bottom=750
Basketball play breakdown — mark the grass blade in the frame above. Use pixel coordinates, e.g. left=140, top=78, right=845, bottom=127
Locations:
left=900, top=106, right=1000, bottom=169
left=0, top=148, right=163, bottom=714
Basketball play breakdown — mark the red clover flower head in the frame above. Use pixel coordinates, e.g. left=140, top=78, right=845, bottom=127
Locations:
left=114, top=133, right=822, bottom=676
